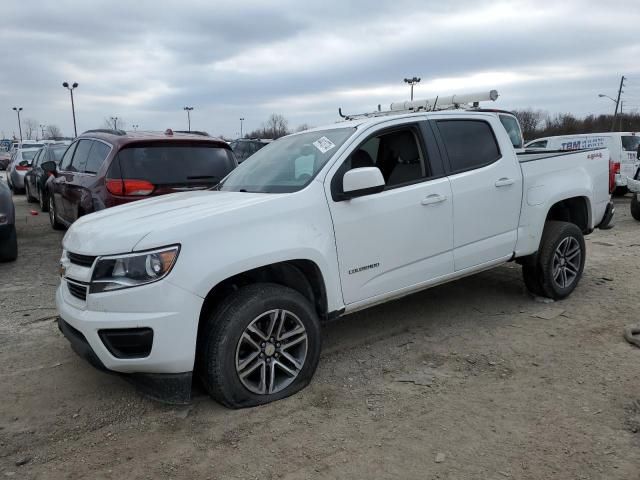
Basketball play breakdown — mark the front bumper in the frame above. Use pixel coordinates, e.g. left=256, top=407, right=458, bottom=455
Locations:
left=56, top=275, right=204, bottom=402
left=58, top=318, right=193, bottom=404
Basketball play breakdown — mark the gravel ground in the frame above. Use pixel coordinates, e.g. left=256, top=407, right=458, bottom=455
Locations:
left=1, top=176, right=639, bottom=479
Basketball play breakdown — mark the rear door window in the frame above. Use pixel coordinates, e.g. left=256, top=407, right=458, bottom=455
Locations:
left=84, top=141, right=111, bottom=174
left=70, top=140, right=93, bottom=173
left=59, top=142, right=77, bottom=170
left=116, top=143, right=236, bottom=186
left=436, top=120, right=501, bottom=173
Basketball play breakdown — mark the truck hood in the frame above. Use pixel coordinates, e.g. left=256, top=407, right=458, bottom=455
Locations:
left=63, top=190, right=275, bottom=255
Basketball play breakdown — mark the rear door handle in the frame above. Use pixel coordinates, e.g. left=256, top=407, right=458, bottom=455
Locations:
left=421, top=194, right=447, bottom=206
left=495, top=177, right=515, bottom=187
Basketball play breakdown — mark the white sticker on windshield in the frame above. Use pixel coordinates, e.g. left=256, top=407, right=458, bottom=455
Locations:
left=313, top=136, right=336, bottom=154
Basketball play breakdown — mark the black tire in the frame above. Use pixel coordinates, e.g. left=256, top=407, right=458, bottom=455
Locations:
left=49, top=195, right=64, bottom=230
left=534, top=221, right=586, bottom=300
left=613, top=186, right=628, bottom=197
left=0, top=225, right=18, bottom=262
left=198, top=283, right=321, bottom=409
left=522, top=264, right=545, bottom=297
left=25, top=183, right=36, bottom=203
left=39, top=187, right=49, bottom=212
left=631, top=195, right=640, bottom=222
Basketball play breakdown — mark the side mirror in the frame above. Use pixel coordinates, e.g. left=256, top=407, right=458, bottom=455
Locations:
left=342, top=167, right=385, bottom=199
left=41, top=160, right=57, bottom=176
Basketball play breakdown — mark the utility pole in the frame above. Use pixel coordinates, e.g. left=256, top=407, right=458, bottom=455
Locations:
left=110, top=117, right=118, bottom=130
left=240, top=117, right=245, bottom=138
left=611, top=75, right=625, bottom=132
left=40, top=124, right=46, bottom=140
left=184, top=106, right=194, bottom=132
left=12, top=107, right=23, bottom=142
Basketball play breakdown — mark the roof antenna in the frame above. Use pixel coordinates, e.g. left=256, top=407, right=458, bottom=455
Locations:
left=431, top=96, right=439, bottom=111
left=338, top=107, right=346, bottom=119
left=378, top=104, right=381, bottom=112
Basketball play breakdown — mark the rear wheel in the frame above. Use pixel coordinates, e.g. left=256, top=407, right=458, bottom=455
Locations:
left=49, top=196, right=64, bottom=230
left=613, top=186, right=628, bottom=197
left=198, top=283, right=321, bottom=408
left=522, top=264, right=545, bottom=297
left=0, top=225, right=18, bottom=262
left=631, top=195, right=640, bottom=222
left=528, top=221, right=586, bottom=300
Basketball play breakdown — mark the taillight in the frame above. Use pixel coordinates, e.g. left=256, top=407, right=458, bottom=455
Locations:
left=609, top=160, right=620, bottom=194
left=106, top=179, right=155, bottom=196
left=16, top=165, right=30, bottom=171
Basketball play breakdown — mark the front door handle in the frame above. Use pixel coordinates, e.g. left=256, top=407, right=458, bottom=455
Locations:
left=495, top=177, right=515, bottom=187
left=421, top=194, right=447, bottom=206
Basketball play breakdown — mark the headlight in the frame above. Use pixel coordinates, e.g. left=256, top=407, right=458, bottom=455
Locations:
left=90, top=245, right=179, bottom=293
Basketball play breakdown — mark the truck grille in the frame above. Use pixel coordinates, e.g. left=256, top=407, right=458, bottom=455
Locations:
left=68, top=252, right=97, bottom=268
left=67, top=280, right=88, bottom=301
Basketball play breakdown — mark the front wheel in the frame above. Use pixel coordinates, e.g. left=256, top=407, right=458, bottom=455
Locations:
left=25, top=183, right=36, bottom=203
left=198, top=283, right=321, bottom=408
left=526, top=221, right=586, bottom=300
left=631, top=195, right=640, bottom=222
left=39, top=187, right=49, bottom=212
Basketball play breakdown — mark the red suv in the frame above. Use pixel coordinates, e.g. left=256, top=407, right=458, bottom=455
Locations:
left=43, top=129, right=237, bottom=230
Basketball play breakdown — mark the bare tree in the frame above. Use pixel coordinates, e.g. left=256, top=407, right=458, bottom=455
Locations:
left=101, top=117, right=127, bottom=130
left=45, top=125, right=62, bottom=139
left=23, top=118, right=38, bottom=140
left=511, top=109, right=544, bottom=141
left=263, top=113, right=289, bottom=139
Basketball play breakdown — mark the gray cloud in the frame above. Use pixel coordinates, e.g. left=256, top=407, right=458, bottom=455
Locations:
left=1, top=0, right=639, bottom=139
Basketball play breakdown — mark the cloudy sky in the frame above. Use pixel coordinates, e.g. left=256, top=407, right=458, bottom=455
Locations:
left=1, top=0, right=639, bottom=139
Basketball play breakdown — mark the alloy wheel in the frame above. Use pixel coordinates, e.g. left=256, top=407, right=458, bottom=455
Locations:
left=552, top=236, right=581, bottom=289
left=235, top=309, right=308, bottom=395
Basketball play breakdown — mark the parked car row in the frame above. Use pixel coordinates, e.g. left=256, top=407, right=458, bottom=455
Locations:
left=7, top=129, right=238, bottom=231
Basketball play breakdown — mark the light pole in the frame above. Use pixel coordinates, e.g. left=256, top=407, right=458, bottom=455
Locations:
left=12, top=107, right=23, bottom=142
left=39, top=124, right=46, bottom=140
left=240, top=117, right=245, bottom=138
left=62, top=82, right=79, bottom=137
left=110, top=117, right=118, bottom=130
left=184, top=106, right=194, bottom=132
left=404, top=77, right=421, bottom=101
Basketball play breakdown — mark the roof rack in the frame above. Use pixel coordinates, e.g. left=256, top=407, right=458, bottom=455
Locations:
left=338, top=89, right=499, bottom=121
left=82, top=129, right=127, bottom=136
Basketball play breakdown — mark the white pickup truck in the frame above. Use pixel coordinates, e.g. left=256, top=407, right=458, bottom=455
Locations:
left=56, top=110, right=614, bottom=407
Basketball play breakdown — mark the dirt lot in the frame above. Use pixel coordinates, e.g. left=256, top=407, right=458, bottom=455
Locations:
left=1, top=178, right=639, bottom=479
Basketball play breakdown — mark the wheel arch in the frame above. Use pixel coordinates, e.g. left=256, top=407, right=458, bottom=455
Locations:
left=545, top=195, right=592, bottom=233
left=196, top=259, right=329, bottom=352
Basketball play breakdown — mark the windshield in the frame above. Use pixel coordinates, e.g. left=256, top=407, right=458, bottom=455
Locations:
left=51, top=146, right=67, bottom=163
left=622, top=136, right=640, bottom=152
left=218, top=128, right=355, bottom=193
left=20, top=150, right=38, bottom=161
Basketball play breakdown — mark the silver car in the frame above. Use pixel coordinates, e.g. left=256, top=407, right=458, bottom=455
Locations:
left=7, top=147, right=40, bottom=193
